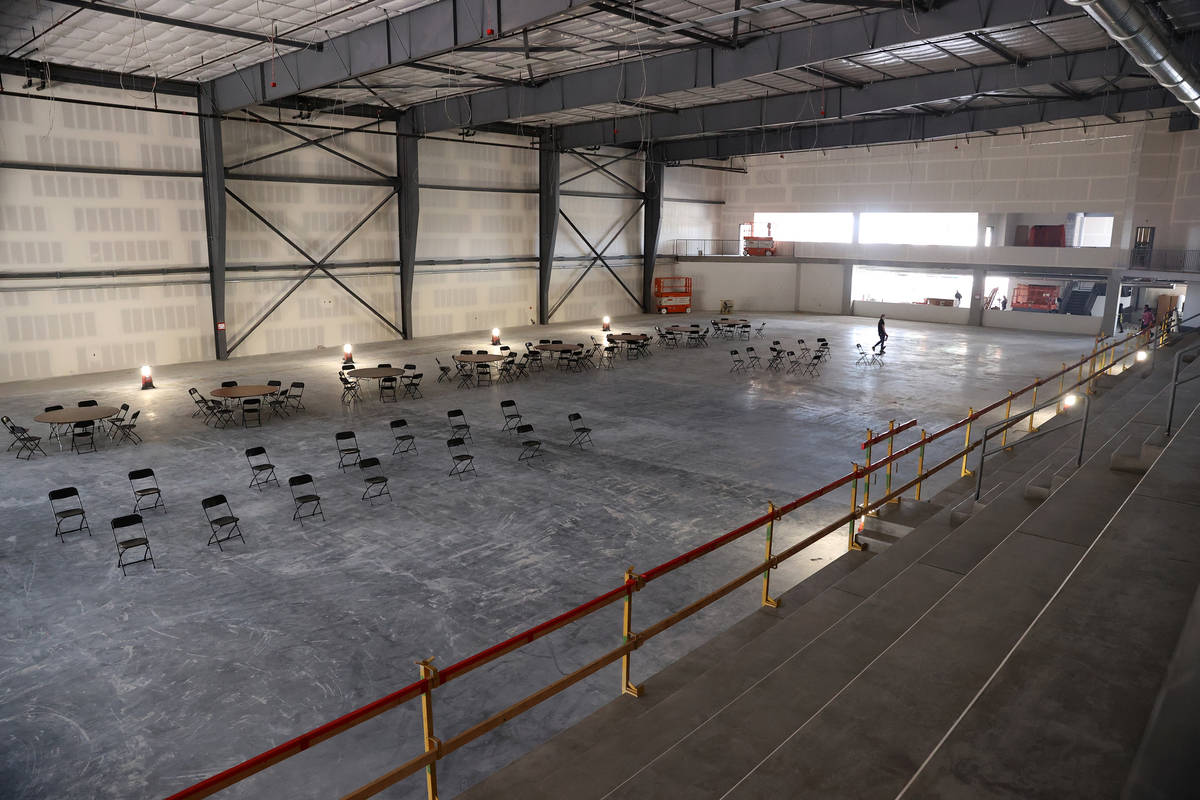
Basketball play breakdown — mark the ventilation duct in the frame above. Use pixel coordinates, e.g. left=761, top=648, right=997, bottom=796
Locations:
left=1066, top=0, right=1200, bottom=116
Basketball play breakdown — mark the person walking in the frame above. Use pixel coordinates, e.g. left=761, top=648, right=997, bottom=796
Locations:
left=872, top=314, right=888, bottom=354
left=1141, top=304, right=1155, bottom=330
left=954, top=290, right=962, bottom=307
left=1000, top=295, right=1008, bottom=311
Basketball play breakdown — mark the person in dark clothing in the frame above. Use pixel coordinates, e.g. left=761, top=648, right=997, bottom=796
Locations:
left=954, top=290, right=962, bottom=307
left=872, top=314, right=888, bottom=353
left=1000, top=295, right=1008, bottom=311
left=1141, top=304, right=1155, bottom=330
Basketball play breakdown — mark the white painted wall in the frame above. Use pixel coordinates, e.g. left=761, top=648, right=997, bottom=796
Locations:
left=982, top=310, right=1102, bottom=336
left=852, top=300, right=970, bottom=326
left=797, top=263, right=845, bottom=314
left=669, top=259, right=797, bottom=312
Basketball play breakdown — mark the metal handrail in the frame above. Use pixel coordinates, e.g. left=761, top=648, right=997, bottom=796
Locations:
left=165, top=319, right=1178, bottom=800
left=1164, top=340, right=1200, bottom=436
left=974, top=394, right=1091, bottom=501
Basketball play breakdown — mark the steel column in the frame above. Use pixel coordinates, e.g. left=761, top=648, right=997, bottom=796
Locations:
left=197, top=87, right=228, bottom=360
left=642, top=153, right=664, bottom=313
left=397, top=119, right=420, bottom=339
left=538, top=133, right=560, bottom=325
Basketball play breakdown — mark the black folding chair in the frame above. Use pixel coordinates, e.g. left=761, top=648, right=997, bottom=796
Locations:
left=455, top=361, right=474, bottom=389
left=111, top=514, right=155, bottom=575
left=447, top=437, right=476, bottom=480
left=744, top=347, right=762, bottom=369
left=448, top=409, right=471, bottom=441
left=359, top=458, right=392, bottom=504
left=339, top=373, right=362, bottom=403
left=206, top=400, right=234, bottom=428
left=390, top=419, right=417, bottom=456
left=266, top=380, right=282, bottom=397
left=287, top=381, right=306, bottom=410
left=241, top=398, right=262, bottom=428
left=403, top=373, right=423, bottom=399
left=335, top=431, right=360, bottom=471
left=114, top=409, right=143, bottom=445
left=188, top=389, right=209, bottom=418
left=500, top=399, right=522, bottom=432
left=289, top=474, right=324, bottom=524
left=379, top=375, right=399, bottom=402
left=4, top=416, right=45, bottom=459
left=103, top=403, right=129, bottom=438
left=245, top=446, right=279, bottom=490
left=766, top=348, right=784, bottom=372
left=129, top=468, right=164, bottom=512
left=268, top=388, right=290, bottom=418
left=517, top=424, right=542, bottom=462
left=436, top=357, right=452, bottom=383
left=202, top=494, right=246, bottom=551
left=754, top=323, right=767, bottom=338
left=729, top=350, right=746, bottom=373
left=475, top=363, right=492, bottom=387
left=49, top=487, right=90, bottom=541
left=568, top=412, right=593, bottom=449
left=70, top=421, right=96, bottom=454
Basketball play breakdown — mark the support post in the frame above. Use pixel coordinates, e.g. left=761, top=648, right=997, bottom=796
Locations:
left=914, top=430, right=927, bottom=501
left=761, top=503, right=779, bottom=608
left=884, top=420, right=897, bottom=503
left=642, top=150, right=664, bottom=313
left=1102, top=272, right=1122, bottom=336
left=961, top=408, right=975, bottom=477
left=967, top=267, right=986, bottom=327
left=848, top=463, right=863, bottom=551
left=538, top=132, right=560, bottom=324
left=620, top=567, right=642, bottom=697
left=197, top=86, right=228, bottom=360
left=1001, top=391, right=1013, bottom=447
left=1029, top=381, right=1039, bottom=432
left=416, top=658, right=440, bottom=800
left=862, top=429, right=873, bottom=512
left=397, top=116, right=419, bottom=339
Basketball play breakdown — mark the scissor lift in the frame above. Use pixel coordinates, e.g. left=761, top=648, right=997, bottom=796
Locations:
left=654, top=277, right=692, bottom=314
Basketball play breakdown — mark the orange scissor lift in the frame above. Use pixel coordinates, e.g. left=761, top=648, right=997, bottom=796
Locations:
left=653, top=276, right=692, bottom=314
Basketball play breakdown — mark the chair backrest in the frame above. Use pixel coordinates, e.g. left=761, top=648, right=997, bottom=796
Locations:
left=409, top=373, right=422, bottom=383
left=539, top=339, right=550, bottom=345
left=501, top=400, right=516, bottom=411
left=447, top=437, right=467, bottom=450
left=243, top=399, right=260, bottom=410
left=731, top=350, right=740, bottom=356
left=568, top=412, right=583, bottom=425
left=49, top=486, right=79, bottom=504
left=45, top=404, right=63, bottom=413
left=245, top=446, right=268, bottom=462
left=1, top=415, right=14, bottom=432
left=461, top=350, right=473, bottom=355
left=78, top=400, right=98, bottom=407
left=359, top=457, right=381, bottom=471
left=391, top=419, right=408, bottom=431
left=125, top=410, right=140, bottom=424
left=476, top=363, right=490, bottom=372
left=436, top=357, right=445, bottom=366
left=517, top=424, right=534, bottom=435
left=335, top=431, right=356, bottom=446
left=74, top=420, right=94, bottom=432
left=448, top=409, right=466, bottom=422
left=189, top=388, right=201, bottom=398
left=267, top=380, right=281, bottom=389
left=221, top=381, right=237, bottom=388
left=111, top=513, right=143, bottom=532
left=129, top=468, right=155, bottom=482
left=404, top=363, right=416, bottom=371
left=551, top=339, right=562, bottom=344
left=115, top=402, right=130, bottom=415
left=289, top=474, right=314, bottom=495
left=499, top=346, right=510, bottom=354
left=290, top=381, right=304, bottom=393
left=381, top=375, right=397, bottom=386
left=377, top=363, right=391, bottom=368
left=476, top=350, right=488, bottom=355
left=201, top=494, right=227, bottom=512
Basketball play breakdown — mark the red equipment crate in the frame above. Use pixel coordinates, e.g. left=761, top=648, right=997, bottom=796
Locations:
left=654, top=276, right=692, bottom=314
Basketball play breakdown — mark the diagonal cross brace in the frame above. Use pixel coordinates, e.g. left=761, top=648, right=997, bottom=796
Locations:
left=243, top=111, right=393, bottom=181
left=558, top=150, right=641, bottom=187
left=553, top=205, right=644, bottom=316
left=224, top=188, right=402, bottom=353
left=229, top=119, right=383, bottom=170
left=548, top=203, right=644, bottom=319
left=564, top=151, right=645, bottom=196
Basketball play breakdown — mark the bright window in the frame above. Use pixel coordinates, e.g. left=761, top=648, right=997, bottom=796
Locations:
left=1074, top=214, right=1114, bottom=248
left=859, top=212, right=979, bottom=246
left=852, top=266, right=972, bottom=304
left=752, top=212, right=854, bottom=243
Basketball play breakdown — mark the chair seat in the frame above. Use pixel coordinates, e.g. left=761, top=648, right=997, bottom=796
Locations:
left=365, top=476, right=388, bottom=485
left=522, top=439, right=541, bottom=448
left=452, top=454, right=474, bottom=463
left=55, top=508, right=85, bottom=519
left=118, top=536, right=148, bottom=549
left=252, top=464, right=275, bottom=473
left=339, top=447, right=360, bottom=455
left=295, top=494, right=320, bottom=504
left=210, top=515, right=238, bottom=527
left=394, top=434, right=414, bottom=442
left=134, top=488, right=159, bottom=496
left=574, top=426, right=592, bottom=434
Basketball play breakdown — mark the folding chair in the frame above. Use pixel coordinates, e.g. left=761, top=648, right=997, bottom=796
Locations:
left=498, top=358, right=516, bottom=383
left=754, top=323, right=767, bottom=338
left=856, top=344, right=879, bottom=366
left=128, top=468, right=164, bottom=512
left=188, top=389, right=209, bottom=418
left=803, top=354, right=823, bottom=377
left=6, top=418, right=45, bottom=459
left=744, top=346, right=762, bottom=369
left=500, top=399, right=522, bottom=432
left=567, top=412, right=593, bottom=449
left=390, top=419, right=417, bottom=456
left=729, top=350, right=746, bottom=373
left=111, top=514, right=155, bottom=575
left=635, top=338, right=652, bottom=359
left=266, top=380, right=282, bottom=397
left=447, top=409, right=471, bottom=441
left=815, top=338, right=831, bottom=362
left=103, top=403, right=129, bottom=438
left=49, top=487, right=90, bottom=541
left=447, top=437, right=476, bottom=479
left=739, top=324, right=752, bottom=340
left=514, top=355, right=530, bottom=380
left=240, top=399, right=261, bottom=428
left=527, top=345, right=544, bottom=372
left=287, top=381, right=306, bottom=410
left=435, top=357, right=453, bottom=383
left=218, top=381, right=238, bottom=408
left=358, top=457, right=392, bottom=504
left=697, top=328, right=710, bottom=347
left=70, top=420, right=96, bottom=454
left=339, top=373, right=361, bottom=403
left=202, top=494, right=246, bottom=551
left=42, top=406, right=68, bottom=447
left=206, top=399, right=234, bottom=428
left=403, top=373, right=424, bottom=399
left=379, top=375, right=399, bottom=402
left=289, top=474, right=324, bottom=524
left=268, top=388, right=290, bottom=418
left=599, top=346, right=616, bottom=369
left=240, top=448, right=275, bottom=493
left=517, top=424, right=542, bottom=462
left=766, top=347, right=784, bottom=372
left=335, top=431, right=360, bottom=471
left=475, top=363, right=492, bottom=387
left=455, top=361, right=474, bottom=389
left=114, top=409, right=143, bottom=445
left=4, top=414, right=27, bottom=450
left=796, top=339, right=812, bottom=358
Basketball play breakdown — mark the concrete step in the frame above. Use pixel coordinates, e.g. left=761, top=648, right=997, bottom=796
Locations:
left=859, top=499, right=943, bottom=551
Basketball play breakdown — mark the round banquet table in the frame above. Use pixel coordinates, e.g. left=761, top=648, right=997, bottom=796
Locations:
left=34, top=406, right=120, bottom=425
left=211, top=384, right=276, bottom=399
left=453, top=353, right=506, bottom=363
left=532, top=343, right=578, bottom=353
left=608, top=333, right=649, bottom=342
left=717, top=318, right=750, bottom=324
left=666, top=325, right=700, bottom=333
left=346, top=367, right=405, bottom=379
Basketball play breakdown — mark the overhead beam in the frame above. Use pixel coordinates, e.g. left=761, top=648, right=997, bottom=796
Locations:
left=657, top=87, right=1180, bottom=161
left=408, top=0, right=1079, bottom=134
left=210, top=0, right=599, bottom=112
left=965, top=31, right=1025, bottom=65
left=0, top=55, right=195, bottom=96
left=48, top=0, right=321, bottom=51
left=557, top=47, right=1136, bottom=148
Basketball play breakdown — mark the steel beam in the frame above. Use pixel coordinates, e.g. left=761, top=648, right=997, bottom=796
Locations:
left=658, top=87, right=1181, bottom=161
left=397, top=116, right=420, bottom=339
left=197, top=88, right=228, bottom=360
left=210, top=0, right=598, bottom=112
left=408, top=0, right=1078, bottom=135
left=537, top=132, right=560, bottom=325
left=244, top=111, right=393, bottom=180
left=559, top=47, right=1137, bottom=148
left=0, top=55, right=195, bottom=96
left=642, top=152, right=664, bottom=314
left=230, top=119, right=384, bottom=170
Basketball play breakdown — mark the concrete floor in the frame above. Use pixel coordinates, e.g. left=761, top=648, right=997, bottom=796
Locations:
left=0, top=312, right=1101, bottom=799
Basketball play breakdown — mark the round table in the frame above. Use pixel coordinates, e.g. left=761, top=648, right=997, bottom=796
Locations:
left=608, top=333, right=649, bottom=342
left=718, top=318, right=749, bottom=324
left=346, top=367, right=405, bottom=379
left=453, top=353, right=506, bottom=363
left=211, top=384, right=276, bottom=399
left=532, top=343, right=578, bottom=353
left=666, top=325, right=700, bottom=333
left=35, top=406, right=120, bottom=424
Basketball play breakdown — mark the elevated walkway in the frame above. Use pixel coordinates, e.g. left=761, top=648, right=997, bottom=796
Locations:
left=460, top=334, right=1200, bottom=800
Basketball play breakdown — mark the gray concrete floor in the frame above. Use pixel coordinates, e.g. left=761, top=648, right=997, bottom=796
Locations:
left=0, top=312, right=1101, bottom=799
